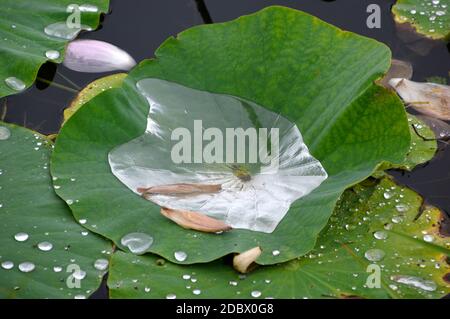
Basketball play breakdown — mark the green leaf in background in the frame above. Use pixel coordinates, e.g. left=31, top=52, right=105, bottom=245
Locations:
left=392, top=0, right=450, bottom=40
left=0, top=0, right=110, bottom=98
left=63, top=73, right=126, bottom=123
left=375, top=114, right=437, bottom=176
left=51, top=6, right=410, bottom=265
left=0, top=122, right=112, bottom=298
left=108, top=178, right=450, bottom=299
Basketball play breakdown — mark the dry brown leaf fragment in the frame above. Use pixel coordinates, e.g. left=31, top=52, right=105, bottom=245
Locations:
left=389, top=78, right=450, bottom=120
left=233, top=246, right=262, bottom=274
left=137, top=183, right=221, bottom=197
left=160, top=207, right=231, bottom=233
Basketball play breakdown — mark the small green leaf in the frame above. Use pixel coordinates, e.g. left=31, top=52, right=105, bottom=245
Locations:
left=0, top=122, right=112, bottom=298
left=392, top=0, right=450, bottom=40
left=375, top=114, right=437, bottom=174
left=63, top=73, right=126, bottom=123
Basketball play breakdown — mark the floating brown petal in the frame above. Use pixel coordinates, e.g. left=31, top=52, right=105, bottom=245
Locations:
left=160, top=207, right=231, bottom=233
left=233, top=246, right=262, bottom=274
left=389, top=78, right=450, bottom=121
left=137, top=183, right=221, bottom=197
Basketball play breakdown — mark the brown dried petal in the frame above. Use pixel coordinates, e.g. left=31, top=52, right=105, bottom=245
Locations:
left=160, top=207, right=231, bottom=233
left=233, top=246, right=262, bottom=274
left=389, top=78, right=450, bottom=121
left=137, top=183, right=221, bottom=197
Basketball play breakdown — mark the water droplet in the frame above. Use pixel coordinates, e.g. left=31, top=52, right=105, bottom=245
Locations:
left=94, top=258, right=109, bottom=271
left=14, top=232, right=29, bottom=242
left=66, top=199, right=74, bottom=205
left=81, top=231, right=89, bottom=236
left=383, top=192, right=392, bottom=199
left=272, top=250, right=280, bottom=256
left=364, top=249, right=385, bottom=262
left=410, top=9, right=417, bottom=14
left=423, top=234, right=434, bottom=242
left=18, top=262, right=35, bottom=273
left=166, top=293, right=176, bottom=299
left=79, top=4, right=99, bottom=12
left=436, top=10, right=445, bottom=16
left=391, top=216, right=404, bottom=224
left=174, top=251, right=187, bottom=262
left=391, top=275, right=437, bottom=292
left=182, top=274, right=191, bottom=280
left=193, top=289, right=201, bottom=295
left=389, top=284, right=398, bottom=291
left=373, top=231, right=388, bottom=240
left=0, top=126, right=11, bottom=140
left=37, top=241, right=53, bottom=251
left=1, top=261, right=14, bottom=270
left=144, top=287, right=151, bottom=293
left=74, top=294, right=86, bottom=299
left=73, top=269, right=86, bottom=280
left=432, top=0, right=440, bottom=4
left=79, top=219, right=87, bottom=224
left=45, top=50, right=60, bottom=60
left=5, top=77, right=26, bottom=91
left=53, top=266, right=62, bottom=272
left=44, top=22, right=91, bottom=40
left=121, top=232, right=154, bottom=255
left=229, top=281, right=238, bottom=286
left=251, top=290, right=262, bottom=298
left=395, top=204, right=408, bottom=212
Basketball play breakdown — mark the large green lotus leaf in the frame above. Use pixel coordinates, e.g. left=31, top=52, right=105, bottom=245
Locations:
left=51, top=6, right=410, bottom=264
left=0, top=122, right=112, bottom=298
left=392, top=0, right=450, bottom=40
left=108, top=178, right=450, bottom=299
left=0, top=0, right=109, bottom=98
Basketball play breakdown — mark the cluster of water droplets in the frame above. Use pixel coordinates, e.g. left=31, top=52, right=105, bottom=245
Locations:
left=401, top=0, right=448, bottom=34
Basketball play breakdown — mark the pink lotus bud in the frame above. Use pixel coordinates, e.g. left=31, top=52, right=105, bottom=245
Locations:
left=63, top=39, right=136, bottom=73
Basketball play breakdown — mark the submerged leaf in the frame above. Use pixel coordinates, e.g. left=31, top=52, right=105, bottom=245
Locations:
left=379, top=59, right=413, bottom=88
left=63, top=40, right=137, bottom=73
left=160, top=207, right=231, bottom=233
left=390, top=78, right=450, bottom=120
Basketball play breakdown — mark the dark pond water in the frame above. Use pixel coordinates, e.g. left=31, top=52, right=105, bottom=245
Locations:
left=1, top=0, right=448, bottom=299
